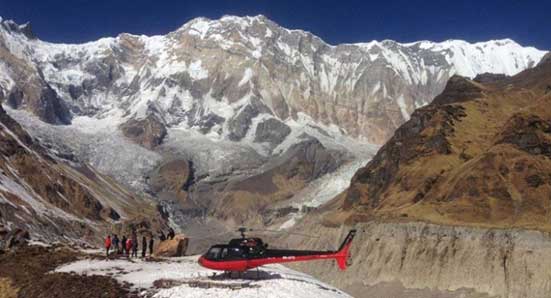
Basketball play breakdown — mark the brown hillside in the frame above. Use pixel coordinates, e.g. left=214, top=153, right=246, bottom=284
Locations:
left=335, top=57, right=551, bottom=231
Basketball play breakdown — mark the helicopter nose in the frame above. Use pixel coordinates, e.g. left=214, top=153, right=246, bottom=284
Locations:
left=198, top=256, right=214, bottom=270
left=198, top=256, right=206, bottom=267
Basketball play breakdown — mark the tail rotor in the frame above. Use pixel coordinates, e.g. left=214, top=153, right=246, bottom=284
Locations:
left=334, top=229, right=356, bottom=270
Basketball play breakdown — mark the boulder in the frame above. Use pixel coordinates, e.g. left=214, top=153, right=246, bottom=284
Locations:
left=154, top=234, right=188, bottom=257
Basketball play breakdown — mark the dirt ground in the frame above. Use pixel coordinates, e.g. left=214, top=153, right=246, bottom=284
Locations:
left=0, top=245, right=136, bottom=298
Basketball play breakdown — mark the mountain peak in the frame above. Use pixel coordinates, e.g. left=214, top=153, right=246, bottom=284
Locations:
left=178, top=14, right=272, bottom=32
left=220, top=14, right=269, bottom=23
left=0, top=18, right=35, bottom=39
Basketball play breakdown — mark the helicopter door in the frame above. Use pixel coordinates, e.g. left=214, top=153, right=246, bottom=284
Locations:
left=228, top=247, right=244, bottom=259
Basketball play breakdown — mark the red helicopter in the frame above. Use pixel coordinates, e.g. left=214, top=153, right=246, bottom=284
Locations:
left=198, top=228, right=357, bottom=272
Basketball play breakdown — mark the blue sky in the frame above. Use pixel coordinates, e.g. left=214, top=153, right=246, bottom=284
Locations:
left=1, top=0, right=549, bottom=49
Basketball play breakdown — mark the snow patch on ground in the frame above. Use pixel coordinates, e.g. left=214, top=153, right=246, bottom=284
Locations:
left=55, top=256, right=351, bottom=298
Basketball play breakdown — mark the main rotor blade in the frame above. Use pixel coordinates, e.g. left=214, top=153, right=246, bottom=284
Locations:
left=188, top=230, right=234, bottom=240
left=248, top=228, right=320, bottom=239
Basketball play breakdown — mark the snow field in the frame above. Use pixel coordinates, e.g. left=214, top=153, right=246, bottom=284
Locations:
left=55, top=256, right=352, bottom=298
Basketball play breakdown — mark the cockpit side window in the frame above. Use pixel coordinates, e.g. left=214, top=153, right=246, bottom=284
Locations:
left=220, top=248, right=228, bottom=260
left=206, top=247, right=221, bottom=260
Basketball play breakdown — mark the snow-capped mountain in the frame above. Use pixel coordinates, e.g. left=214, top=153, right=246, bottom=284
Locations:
left=0, top=15, right=546, bottom=232
left=0, top=15, right=545, bottom=144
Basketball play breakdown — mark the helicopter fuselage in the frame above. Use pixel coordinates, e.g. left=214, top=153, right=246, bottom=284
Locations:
left=198, top=230, right=356, bottom=272
left=199, top=246, right=339, bottom=271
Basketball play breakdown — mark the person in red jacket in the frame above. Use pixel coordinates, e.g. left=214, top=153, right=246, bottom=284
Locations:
left=126, top=238, right=133, bottom=258
left=104, top=235, right=112, bottom=257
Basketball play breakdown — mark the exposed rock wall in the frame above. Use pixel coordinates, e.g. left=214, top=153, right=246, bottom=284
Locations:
left=288, top=221, right=551, bottom=298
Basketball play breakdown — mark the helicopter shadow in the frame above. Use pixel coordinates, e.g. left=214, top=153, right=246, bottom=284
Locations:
left=209, top=270, right=283, bottom=281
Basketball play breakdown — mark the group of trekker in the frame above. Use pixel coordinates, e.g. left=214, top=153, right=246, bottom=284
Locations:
left=104, top=232, right=153, bottom=258
left=103, top=227, right=176, bottom=258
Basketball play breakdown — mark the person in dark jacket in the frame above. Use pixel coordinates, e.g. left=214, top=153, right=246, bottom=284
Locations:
left=149, top=237, right=154, bottom=256
left=167, top=228, right=175, bottom=240
left=141, top=236, right=147, bottom=258
left=159, top=230, right=166, bottom=242
left=112, top=235, right=120, bottom=254
left=131, top=231, right=138, bottom=258
left=131, top=230, right=137, bottom=241
left=121, top=235, right=128, bottom=255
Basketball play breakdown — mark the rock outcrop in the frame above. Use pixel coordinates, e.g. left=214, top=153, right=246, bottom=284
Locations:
left=254, top=118, right=291, bottom=147
left=120, top=115, right=167, bottom=149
